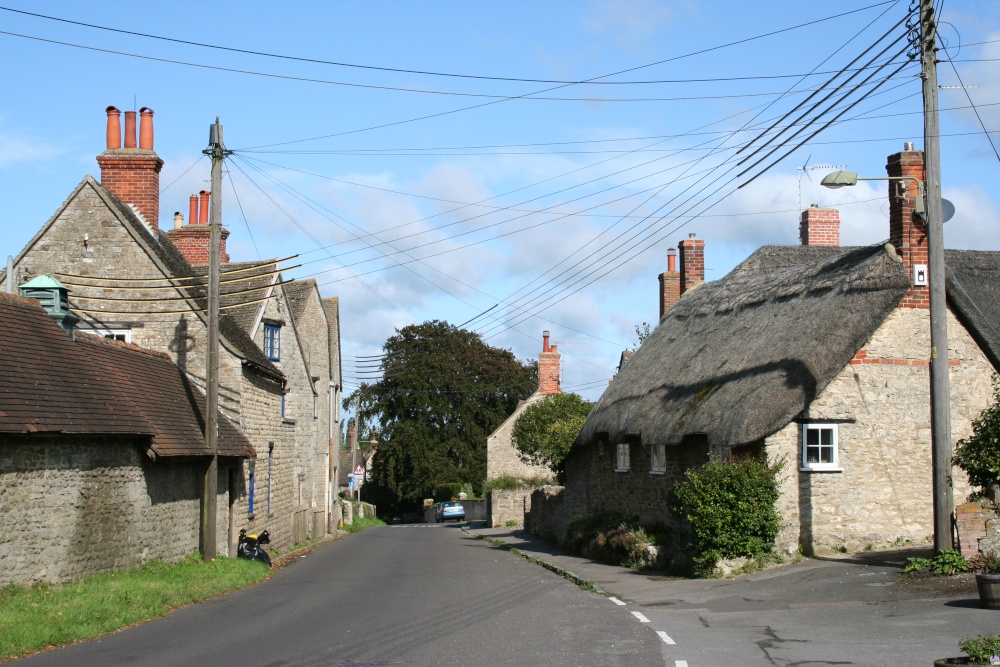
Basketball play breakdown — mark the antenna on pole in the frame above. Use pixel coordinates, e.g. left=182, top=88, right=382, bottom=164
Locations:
left=797, top=156, right=845, bottom=221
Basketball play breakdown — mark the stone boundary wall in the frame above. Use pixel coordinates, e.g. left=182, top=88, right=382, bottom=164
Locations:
left=487, top=489, right=538, bottom=527
left=422, top=499, right=486, bottom=523
left=524, top=485, right=569, bottom=544
left=958, top=501, right=1000, bottom=556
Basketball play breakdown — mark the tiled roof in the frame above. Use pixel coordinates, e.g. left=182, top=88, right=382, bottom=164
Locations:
left=0, top=292, right=253, bottom=458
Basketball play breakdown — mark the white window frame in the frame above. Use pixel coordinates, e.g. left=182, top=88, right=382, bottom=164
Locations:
left=615, top=442, right=630, bottom=472
left=79, top=327, right=132, bottom=343
left=801, top=424, right=842, bottom=472
left=650, top=443, right=666, bottom=475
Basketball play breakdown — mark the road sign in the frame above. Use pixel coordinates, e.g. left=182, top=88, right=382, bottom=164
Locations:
left=354, top=465, right=365, bottom=477
left=347, top=474, right=355, bottom=487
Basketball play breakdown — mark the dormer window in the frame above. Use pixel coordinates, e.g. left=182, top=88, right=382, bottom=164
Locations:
left=264, top=323, right=281, bottom=361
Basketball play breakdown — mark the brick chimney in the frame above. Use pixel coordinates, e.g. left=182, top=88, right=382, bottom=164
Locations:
left=678, top=233, right=705, bottom=295
left=97, top=106, right=164, bottom=233
left=887, top=143, right=928, bottom=308
left=799, top=205, right=840, bottom=246
left=538, top=330, right=561, bottom=396
left=165, top=190, right=230, bottom=265
left=658, top=247, right=680, bottom=318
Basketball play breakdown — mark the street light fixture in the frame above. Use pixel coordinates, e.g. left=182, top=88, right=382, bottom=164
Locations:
left=820, top=170, right=926, bottom=218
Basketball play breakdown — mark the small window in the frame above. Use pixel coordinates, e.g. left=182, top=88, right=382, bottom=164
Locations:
left=802, top=424, right=840, bottom=471
left=247, top=460, right=256, bottom=518
left=281, top=393, right=286, bottom=419
left=650, top=443, right=666, bottom=474
left=264, top=323, right=281, bottom=361
left=80, top=327, right=131, bottom=343
left=616, top=442, right=630, bottom=472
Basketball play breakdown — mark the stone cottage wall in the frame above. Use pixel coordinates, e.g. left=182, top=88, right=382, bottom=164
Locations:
left=767, top=307, right=986, bottom=556
left=487, top=488, right=537, bottom=527
left=486, top=393, right=557, bottom=482
left=0, top=436, right=221, bottom=585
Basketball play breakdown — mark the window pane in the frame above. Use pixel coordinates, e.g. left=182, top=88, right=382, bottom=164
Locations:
left=821, top=445, right=834, bottom=463
left=806, top=446, right=819, bottom=463
left=820, top=428, right=834, bottom=446
left=806, top=429, right=819, bottom=446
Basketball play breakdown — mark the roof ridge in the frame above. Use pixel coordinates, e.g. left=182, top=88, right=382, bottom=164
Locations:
left=0, top=291, right=41, bottom=308
left=76, top=332, right=172, bottom=360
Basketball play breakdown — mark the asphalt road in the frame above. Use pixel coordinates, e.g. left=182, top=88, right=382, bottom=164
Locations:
left=14, top=524, right=666, bottom=667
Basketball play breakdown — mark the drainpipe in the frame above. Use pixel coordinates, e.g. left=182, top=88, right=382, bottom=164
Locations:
left=5, top=256, right=13, bottom=292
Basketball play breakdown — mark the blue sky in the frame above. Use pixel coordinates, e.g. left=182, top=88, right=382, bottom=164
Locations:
left=1, top=0, right=998, bottom=401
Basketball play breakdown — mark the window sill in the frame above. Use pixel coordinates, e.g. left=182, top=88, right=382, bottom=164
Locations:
left=649, top=469, right=666, bottom=475
left=800, top=466, right=843, bottom=473
left=614, top=468, right=630, bottom=473
left=282, top=418, right=296, bottom=425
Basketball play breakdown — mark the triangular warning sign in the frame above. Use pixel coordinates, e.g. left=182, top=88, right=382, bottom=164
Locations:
left=354, top=465, right=365, bottom=476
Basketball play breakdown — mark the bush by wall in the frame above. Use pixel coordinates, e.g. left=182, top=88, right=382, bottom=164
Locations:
left=670, top=455, right=783, bottom=577
left=433, top=483, right=464, bottom=502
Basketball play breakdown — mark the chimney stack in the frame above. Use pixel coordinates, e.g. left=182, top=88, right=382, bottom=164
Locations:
left=678, top=233, right=705, bottom=295
left=887, top=143, right=929, bottom=308
left=165, top=191, right=230, bottom=265
left=538, top=330, right=561, bottom=396
left=97, top=104, right=164, bottom=233
left=799, top=205, right=841, bottom=247
left=658, top=247, right=680, bottom=319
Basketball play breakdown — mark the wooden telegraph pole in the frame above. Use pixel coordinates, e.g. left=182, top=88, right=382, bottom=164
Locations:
left=201, top=118, right=229, bottom=562
left=920, top=0, right=953, bottom=552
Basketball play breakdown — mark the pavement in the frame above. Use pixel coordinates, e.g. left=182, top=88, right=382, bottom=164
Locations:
left=464, top=522, right=1000, bottom=666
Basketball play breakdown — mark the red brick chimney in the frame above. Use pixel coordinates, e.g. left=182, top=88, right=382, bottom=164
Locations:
left=97, top=106, right=164, bottom=233
left=799, top=205, right=840, bottom=246
left=678, top=234, right=705, bottom=295
left=658, top=247, right=680, bottom=318
left=165, top=190, right=230, bottom=265
left=887, top=143, right=928, bottom=308
left=538, top=330, right=561, bottom=396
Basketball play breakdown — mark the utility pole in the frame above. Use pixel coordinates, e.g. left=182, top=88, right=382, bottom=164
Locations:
left=351, top=394, right=359, bottom=498
left=201, top=118, right=229, bottom=562
left=920, top=0, right=953, bottom=553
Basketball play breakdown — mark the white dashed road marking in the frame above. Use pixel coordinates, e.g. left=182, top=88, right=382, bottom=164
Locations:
left=631, top=611, right=651, bottom=623
left=656, top=630, right=676, bottom=645
left=675, top=661, right=688, bottom=667
left=609, top=597, right=626, bottom=606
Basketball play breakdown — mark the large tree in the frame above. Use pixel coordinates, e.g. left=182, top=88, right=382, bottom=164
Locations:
left=512, top=392, right=592, bottom=475
left=347, top=321, right=536, bottom=506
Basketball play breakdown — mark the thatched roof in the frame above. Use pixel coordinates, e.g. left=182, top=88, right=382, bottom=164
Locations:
left=577, top=244, right=911, bottom=449
left=945, top=250, right=1000, bottom=373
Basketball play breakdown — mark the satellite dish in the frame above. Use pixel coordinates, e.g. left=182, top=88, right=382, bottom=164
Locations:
left=942, top=198, right=955, bottom=223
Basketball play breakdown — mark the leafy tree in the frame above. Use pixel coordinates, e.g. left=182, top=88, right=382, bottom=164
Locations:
left=512, top=392, right=592, bottom=473
left=954, top=377, right=1000, bottom=499
left=345, top=321, right=536, bottom=507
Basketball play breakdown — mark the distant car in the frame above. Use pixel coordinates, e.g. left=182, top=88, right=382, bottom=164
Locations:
left=435, top=501, right=466, bottom=523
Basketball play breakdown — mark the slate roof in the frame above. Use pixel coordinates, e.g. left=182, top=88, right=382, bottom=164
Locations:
left=578, top=243, right=1000, bottom=451
left=322, top=297, right=342, bottom=385
left=0, top=292, right=253, bottom=458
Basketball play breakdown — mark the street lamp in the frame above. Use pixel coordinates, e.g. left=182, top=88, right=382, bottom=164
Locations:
left=821, top=162, right=953, bottom=553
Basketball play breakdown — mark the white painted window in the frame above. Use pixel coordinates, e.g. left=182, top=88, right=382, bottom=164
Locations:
left=616, top=442, right=630, bottom=472
left=79, top=327, right=131, bottom=343
left=650, top=443, right=666, bottom=474
left=801, top=424, right=841, bottom=471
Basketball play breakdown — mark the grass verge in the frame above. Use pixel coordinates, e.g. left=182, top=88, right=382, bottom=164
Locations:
left=0, top=555, right=270, bottom=661
left=342, top=516, right=386, bottom=534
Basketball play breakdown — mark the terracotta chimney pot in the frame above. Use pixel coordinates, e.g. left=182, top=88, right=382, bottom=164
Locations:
left=542, top=330, right=551, bottom=353
left=139, top=107, right=154, bottom=150
left=123, top=110, right=137, bottom=149
left=189, top=195, right=199, bottom=226
left=105, top=106, right=121, bottom=149
left=667, top=247, right=677, bottom=273
left=199, top=190, right=210, bottom=224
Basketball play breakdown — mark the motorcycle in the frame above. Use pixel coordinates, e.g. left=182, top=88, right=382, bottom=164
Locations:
left=237, top=528, right=272, bottom=567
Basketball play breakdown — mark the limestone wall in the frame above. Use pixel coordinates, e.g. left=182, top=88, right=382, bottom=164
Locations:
left=0, top=436, right=230, bottom=585
left=488, top=489, right=535, bottom=527
left=767, top=307, right=987, bottom=555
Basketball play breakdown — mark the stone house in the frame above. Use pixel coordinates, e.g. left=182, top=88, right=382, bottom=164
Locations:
left=486, top=331, right=562, bottom=484
left=0, top=287, right=254, bottom=584
left=534, top=145, right=994, bottom=556
left=0, top=105, right=343, bottom=550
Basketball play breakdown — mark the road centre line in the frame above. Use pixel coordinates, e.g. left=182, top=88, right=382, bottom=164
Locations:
left=631, top=611, right=651, bottom=623
left=675, top=662, right=688, bottom=667
left=656, top=630, right=676, bottom=645
left=609, top=597, right=626, bottom=606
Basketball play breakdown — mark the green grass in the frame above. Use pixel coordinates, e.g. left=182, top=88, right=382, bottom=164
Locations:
left=342, top=516, right=386, bottom=533
left=0, top=555, right=270, bottom=660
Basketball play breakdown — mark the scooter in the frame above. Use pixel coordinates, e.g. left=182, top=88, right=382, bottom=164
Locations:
left=237, top=529, right=272, bottom=567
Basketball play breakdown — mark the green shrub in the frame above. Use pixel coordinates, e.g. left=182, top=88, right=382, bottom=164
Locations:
left=433, top=483, right=463, bottom=502
left=954, top=377, right=1000, bottom=497
left=566, top=513, right=631, bottom=554
left=959, top=633, right=1000, bottom=664
left=904, top=549, right=970, bottom=576
left=670, top=455, right=783, bottom=577
left=904, top=556, right=932, bottom=574
left=483, top=475, right=523, bottom=493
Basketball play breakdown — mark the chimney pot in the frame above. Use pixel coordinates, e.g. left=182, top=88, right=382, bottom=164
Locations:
left=105, top=106, right=121, bottom=149
left=139, top=107, right=154, bottom=150
left=904, top=141, right=914, bottom=151
left=189, top=195, right=199, bottom=226
left=173, top=212, right=183, bottom=229
left=688, top=233, right=696, bottom=239
left=199, top=190, right=210, bottom=224
left=123, top=111, right=137, bottom=148
left=542, top=330, right=550, bottom=353
left=667, top=247, right=677, bottom=273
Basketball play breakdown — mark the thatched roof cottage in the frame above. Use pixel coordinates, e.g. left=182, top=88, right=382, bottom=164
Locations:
left=543, top=145, right=998, bottom=556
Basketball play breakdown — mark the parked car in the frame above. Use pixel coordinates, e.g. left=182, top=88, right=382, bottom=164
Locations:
left=435, top=501, right=466, bottom=523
